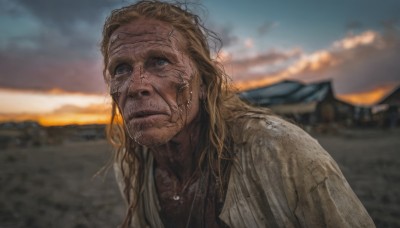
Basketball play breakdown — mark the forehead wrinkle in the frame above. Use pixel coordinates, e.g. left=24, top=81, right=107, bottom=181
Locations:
left=109, top=36, right=172, bottom=54
left=109, top=41, right=173, bottom=57
left=110, top=31, right=170, bottom=44
left=109, top=26, right=185, bottom=52
left=108, top=27, right=177, bottom=48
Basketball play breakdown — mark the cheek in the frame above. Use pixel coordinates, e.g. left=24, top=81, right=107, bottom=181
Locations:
left=152, top=67, right=194, bottom=105
left=166, top=75, right=195, bottom=113
left=109, top=76, right=130, bottom=104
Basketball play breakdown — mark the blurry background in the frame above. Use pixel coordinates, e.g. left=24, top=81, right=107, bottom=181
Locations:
left=0, top=0, right=399, bottom=227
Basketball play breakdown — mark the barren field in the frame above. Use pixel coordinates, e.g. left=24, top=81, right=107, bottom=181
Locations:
left=1, top=129, right=399, bottom=228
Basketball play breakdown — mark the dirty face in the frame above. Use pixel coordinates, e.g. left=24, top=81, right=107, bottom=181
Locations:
left=107, top=19, right=203, bottom=146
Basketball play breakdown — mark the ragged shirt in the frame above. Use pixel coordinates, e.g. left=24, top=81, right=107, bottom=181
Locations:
left=114, top=113, right=375, bottom=227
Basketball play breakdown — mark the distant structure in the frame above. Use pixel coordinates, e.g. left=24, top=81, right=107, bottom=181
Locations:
left=239, top=80, right=354, bottom=130
left=0, top=121, right=47, bottom=149
left=376, top=86, right=400, bottom=129
left=0, top=121, right=107, bottom=149
left=43, top=124, right=106, bottom=144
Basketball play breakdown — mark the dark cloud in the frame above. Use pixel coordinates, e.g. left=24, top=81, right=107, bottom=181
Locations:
left=345, top=20, right=363, bottom=31
left=332, top=41, right=400, bottom=94
left=225, top=49, right=302, bottom=81
left=13, top=0, right=119, bottom=30
left=0, top=0, right=240, bottom=93
left=290, top=30, right=400, bottom=94
left=0, top=48, right=106, bottom=93
left=5, top=0, right=122, bottom=57
left=0, top=0, right=124, bottom=93
left=231, top=49, right=301, bottom=69
left=380, top=18, right=399, bottom=30
left=257, top=21, right=277, bottom=36
left=232, top=29, right=400, bottom=97
left=206, top=22, right=238, bottom=48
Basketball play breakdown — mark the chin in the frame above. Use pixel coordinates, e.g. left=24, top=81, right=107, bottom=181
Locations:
left=126, top=127, right=177, bottom=147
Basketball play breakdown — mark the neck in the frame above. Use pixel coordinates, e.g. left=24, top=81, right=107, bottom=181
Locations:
left=150, top=114, right=204, bottom=181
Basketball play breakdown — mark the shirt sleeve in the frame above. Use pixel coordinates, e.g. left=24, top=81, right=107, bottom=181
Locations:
left=288, top=139, right=375, bottom=227
left=220, top=115, right=375, bottom=228
left=267, top=116, right=376, bottom=227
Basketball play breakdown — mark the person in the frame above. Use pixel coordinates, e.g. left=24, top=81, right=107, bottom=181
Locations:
left=100, top=1, right=375, bottom=227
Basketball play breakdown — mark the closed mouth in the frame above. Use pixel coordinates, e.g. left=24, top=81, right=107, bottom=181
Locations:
left=131, top=110, right=166, bottom=119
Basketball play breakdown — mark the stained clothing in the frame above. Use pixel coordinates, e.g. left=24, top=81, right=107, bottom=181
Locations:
left=114, top=114, right=375, bottom=227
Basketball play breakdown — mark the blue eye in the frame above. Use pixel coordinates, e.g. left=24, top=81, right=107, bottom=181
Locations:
left=156, top=58, right=168, bottom=66
left=152, top=57, right=169, bottom=67
left=114, top=63, right=132, bottom=76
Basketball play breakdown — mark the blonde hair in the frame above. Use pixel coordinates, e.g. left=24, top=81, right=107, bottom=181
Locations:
left=100, top=1, right=270, bottom=226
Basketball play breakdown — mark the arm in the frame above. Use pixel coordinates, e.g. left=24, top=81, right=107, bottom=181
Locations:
left=276, top=118, right=375, bottom=227
left=220, top=115, right=375, bottom=227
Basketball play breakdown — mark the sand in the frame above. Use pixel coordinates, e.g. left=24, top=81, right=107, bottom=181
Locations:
left=1, top=129, right=399, bottom=228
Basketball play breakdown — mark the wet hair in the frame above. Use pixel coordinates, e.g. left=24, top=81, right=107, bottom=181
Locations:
left=100, top=1, right=271, bottom=226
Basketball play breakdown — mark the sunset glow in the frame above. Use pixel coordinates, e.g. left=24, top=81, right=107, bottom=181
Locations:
left=1, top=1, right=399, bottom=127
left=0, top=112, right=110, bottom=126
left=0, top=88, right=111, bottom=126
left=337, top=85, right=396, bottom=106
left=0, top=88, right=109, bottom=114
left=38, top=113, right=109, bottom=126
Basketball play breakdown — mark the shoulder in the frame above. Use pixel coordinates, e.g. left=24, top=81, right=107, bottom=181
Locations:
left=230, top=112, right=342, bottom=186
left=231, top=113, right=326, bottom=160
left=223, top=110, right=375, bottom=227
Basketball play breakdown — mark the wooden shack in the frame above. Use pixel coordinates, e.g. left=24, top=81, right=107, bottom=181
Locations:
left=239, top=80, right=354, bottom=127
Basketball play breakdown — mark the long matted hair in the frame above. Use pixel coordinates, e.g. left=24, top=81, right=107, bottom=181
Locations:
left=100, top=1, right=271, bottom=226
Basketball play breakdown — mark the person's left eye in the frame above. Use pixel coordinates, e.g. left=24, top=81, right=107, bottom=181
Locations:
left=150, top=57, right=169, bottom=68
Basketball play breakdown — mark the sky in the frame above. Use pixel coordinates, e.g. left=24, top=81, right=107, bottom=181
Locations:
left=1, top=0, right=400, bottom=125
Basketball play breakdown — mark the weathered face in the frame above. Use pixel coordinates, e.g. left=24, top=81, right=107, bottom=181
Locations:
left=107, top=19, right=202, bottom=146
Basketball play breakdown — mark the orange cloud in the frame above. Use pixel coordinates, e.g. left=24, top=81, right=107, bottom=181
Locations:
left=232, top=50, right=337, bottom=91
left=284, top=50, right=338, bottom=75
left=333, top=30, right=380, bottom=50
left=225, top=48, right=302, bottom=83
left=230, top=29, right=400, bottom=100
left=234, top=75, right=282, bottom=91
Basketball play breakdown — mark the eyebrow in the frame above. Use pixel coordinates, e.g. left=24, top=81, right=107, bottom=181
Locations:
left=108, top=31, right=174, bottom=52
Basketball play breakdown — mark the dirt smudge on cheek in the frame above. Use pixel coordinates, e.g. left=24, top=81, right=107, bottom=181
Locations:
left=109, top=80, right=121, bottom=99
left=109, top=76, right=142, bottom=142
left=178, top=77, right=194, bottom=125
left=109, top=73, right=131, bottom=102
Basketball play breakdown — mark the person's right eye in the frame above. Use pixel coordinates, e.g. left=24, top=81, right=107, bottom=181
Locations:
left=114, top=63, right=132, bottom=76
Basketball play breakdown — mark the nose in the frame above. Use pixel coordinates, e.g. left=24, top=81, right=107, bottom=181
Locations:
left=127, top=67, right=152, bottom=98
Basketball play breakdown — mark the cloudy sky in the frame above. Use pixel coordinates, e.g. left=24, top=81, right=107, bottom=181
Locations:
left=1, top=0, right=400, bottom=125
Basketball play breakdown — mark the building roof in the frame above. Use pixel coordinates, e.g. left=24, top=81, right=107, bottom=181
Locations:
left=378, top=86, right=400, bottom=106
left=239, top=80, right=333, bottom=106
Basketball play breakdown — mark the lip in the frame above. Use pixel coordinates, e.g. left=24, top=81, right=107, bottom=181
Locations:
left=129, top=110, right=168, bottom=119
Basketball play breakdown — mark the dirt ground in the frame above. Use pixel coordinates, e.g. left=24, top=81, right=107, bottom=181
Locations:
left=1, top=129, right=399, bottom=228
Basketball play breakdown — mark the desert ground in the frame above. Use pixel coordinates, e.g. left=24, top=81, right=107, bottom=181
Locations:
left=1, top=128, right=399, bottom=228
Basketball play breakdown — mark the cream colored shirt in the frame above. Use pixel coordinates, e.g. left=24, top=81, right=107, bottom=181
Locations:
left=114, top=114, right=375, bottom=227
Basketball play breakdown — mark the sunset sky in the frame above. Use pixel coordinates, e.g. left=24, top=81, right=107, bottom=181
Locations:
left=1, top=0, right=400, bottom=125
